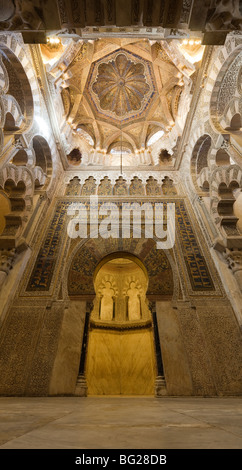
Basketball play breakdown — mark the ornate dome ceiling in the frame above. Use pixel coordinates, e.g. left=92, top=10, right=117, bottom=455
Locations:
left=45, top=38, right=201, bottom=166
left=88, top=51, right=155, bottom=122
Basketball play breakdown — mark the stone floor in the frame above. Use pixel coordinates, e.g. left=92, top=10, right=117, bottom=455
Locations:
left=0, top=397, right=241, bottom=449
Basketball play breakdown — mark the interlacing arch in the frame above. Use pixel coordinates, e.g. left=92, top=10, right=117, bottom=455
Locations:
left=0, top=35, right=41, bottom=122
left=122, top=276, right=144, bottom=298
left=206, top=35, right=242, bottom=134
left=0, top=46, right=33, bottom=135
left=30, top=135, right=54, bottom=190
left=2, top=95, right=24, bottom=131
left=96, top=275, right=118, bottom=298
left=197, top=167, right=210, bottom=194
left=190, top=133, right=214, bottom=196
left=188, top=124, right=238, bottom=199
left=182, top=122, right=205, bottom=175
left=33, top=166, right=46, bottom=190
left=210, top=165, right=242, bottom=234
left=23, top=133, right=58, bottom=195
left=2, top=137, right=47, bottom=190
left=0, top=55, right=9, bottom=94
left=0, top=164, right=34, bottom=245
left=0, top=164, right=33, bottom=199
left=65, top=173, right=178, bottom=196
left=177, top=36, right=242, bottom=188
left=221, top=102, right=241, bottom=131
left=214, top=147, right=231, bottom=167
left=0, top=34, right=42, bottom=171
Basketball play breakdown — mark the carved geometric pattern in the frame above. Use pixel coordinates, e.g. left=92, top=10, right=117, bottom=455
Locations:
left=218, top=52, right=242, bottom=117
left=27, top=201, right=69, bottom=291
left=86, top=48, right=156, bottom=125
left=92, top=53, right=150, bottom=117
left=81, top=176, right=96, bottom=196
left=129, top=176, right=145, bottom=196
left=68, top=237, right=174, bottom=298
left=26, top=199, right=215, bottom=293
left=162, top=177, right=177, bottom=195
left=65, top=176, right=81, bottom=196
left=113, top=176, right=128, bottom=195
left=98, top=176, right=112, bottom=196
left=146, top=176, right=161, bottom=196
left=176, top=201, right=215, bottom=291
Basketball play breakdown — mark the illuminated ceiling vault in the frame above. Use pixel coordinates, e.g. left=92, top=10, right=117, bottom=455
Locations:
left=43, top=37, right=204, bottom=166
left=88, top=50, right=154, bottom=122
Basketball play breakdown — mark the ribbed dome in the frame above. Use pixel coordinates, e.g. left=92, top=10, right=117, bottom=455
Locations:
left=92, top=53, right=150, bottom=117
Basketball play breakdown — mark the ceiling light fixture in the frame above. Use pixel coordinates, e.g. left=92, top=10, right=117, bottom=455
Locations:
left=47, top=37, right=61, bottom=46
left=182, top=38, right=202, bottom=46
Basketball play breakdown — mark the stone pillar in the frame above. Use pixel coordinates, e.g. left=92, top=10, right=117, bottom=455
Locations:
left=140, top=150, right=145, bottom=164
left=49, top=300, right=87, bottom=395
left=144, top=150, right=151, bottom=164
left=224, top=249, right=242, bottom=292
left=149, top=301, right=167, bottom=397
left=75, top=301, right=93, bottom=397
left=0, top=248, right=16, bottom=290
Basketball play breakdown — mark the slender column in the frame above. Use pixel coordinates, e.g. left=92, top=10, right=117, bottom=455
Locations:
left=149, top=301, right=167, bottom=397
left=125, top=295, right=129, bottom=320
left=99, top=295, right=102, bottom=319
left=138, top=294, right=142, bottom=319
left=140, top=151, right=145, bottom=164
left=112, top=296, right=116, bottom=320
left=75, top=301, right=93, bottom=397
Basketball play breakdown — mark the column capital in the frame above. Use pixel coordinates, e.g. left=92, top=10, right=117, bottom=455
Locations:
left=86, top=301, right=94, bottom=314
left=0, top=248, right=16, bottom=275
left=224, top=248, right=242, bottom=275
left=149, top=301, right=156, bottom=314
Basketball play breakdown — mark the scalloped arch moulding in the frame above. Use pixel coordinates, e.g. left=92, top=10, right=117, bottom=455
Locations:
left=64, top=170, right=180, bottom=187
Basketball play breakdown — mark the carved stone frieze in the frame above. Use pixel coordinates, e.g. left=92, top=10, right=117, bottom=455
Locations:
left=217, top=52, right=242, bottom=116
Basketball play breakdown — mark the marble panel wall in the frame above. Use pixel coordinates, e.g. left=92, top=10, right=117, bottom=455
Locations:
left=49, top=301, right=86, bottom=395
left=86, top=327, right=156, bottom=395
left=156, top=301, right=193, bottom=396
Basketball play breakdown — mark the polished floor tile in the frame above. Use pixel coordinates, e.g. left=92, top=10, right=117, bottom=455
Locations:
left=0, top=397, right=241, bottom=449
